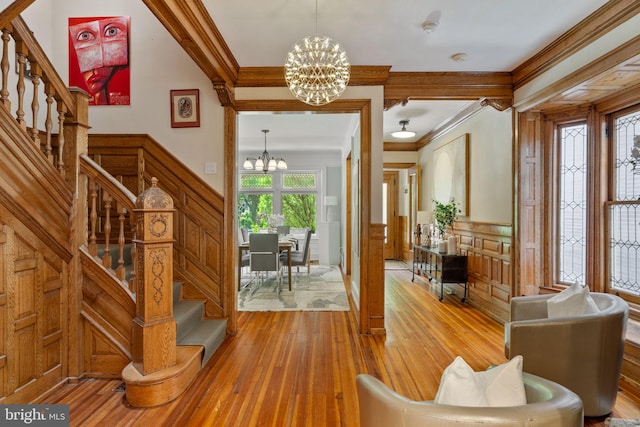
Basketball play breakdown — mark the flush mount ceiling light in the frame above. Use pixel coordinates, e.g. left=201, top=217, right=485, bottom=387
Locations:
left=391, top=120, right=416, bottom=138
left=284, top=0, right=350, bottom=106
left=243, top=130, right=287, bottom=174
left=422, top=19, right=439, bottom=33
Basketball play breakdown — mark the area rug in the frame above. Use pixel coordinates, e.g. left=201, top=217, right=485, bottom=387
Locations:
left=606, top=418, right=640, bottom=426
left=238, top=265, right=349, bottom=311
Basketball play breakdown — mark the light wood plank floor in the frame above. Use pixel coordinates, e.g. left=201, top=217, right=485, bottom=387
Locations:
left=44, top=268, right=640, bottom=426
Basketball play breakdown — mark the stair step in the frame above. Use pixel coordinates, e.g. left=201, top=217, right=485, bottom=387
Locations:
left=173, top=281, right=183, bottom=304
left=177, top=319, right=226, bottom=366
left=173, top=300, right=205, bottom=342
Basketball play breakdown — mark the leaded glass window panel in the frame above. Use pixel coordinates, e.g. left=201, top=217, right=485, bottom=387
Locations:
left=609, top=110, right=640, bottom=296
left=558, top=123, right=587, bottom=285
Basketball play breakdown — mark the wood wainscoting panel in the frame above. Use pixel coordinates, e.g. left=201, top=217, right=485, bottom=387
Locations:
left=80, top=249, right=135, bottom=378
left=0, top=227, right=6, bottom=398
left=454, top=221, right=512, bottom=323
left=89, top=135, right=227, bottom=320
left=0, top=208, right=67, bottom=403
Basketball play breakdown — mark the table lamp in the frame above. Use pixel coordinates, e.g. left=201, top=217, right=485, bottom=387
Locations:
left=416, top=211, right=431, bottom=246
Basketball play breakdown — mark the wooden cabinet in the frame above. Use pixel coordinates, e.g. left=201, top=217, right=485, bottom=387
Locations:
left=412, top=245, right=468, bottom=302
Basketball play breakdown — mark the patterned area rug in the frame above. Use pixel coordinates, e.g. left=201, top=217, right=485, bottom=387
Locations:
left=239, top=265, right=349, bottom=311
left=606, top=419, right=640, bottom=426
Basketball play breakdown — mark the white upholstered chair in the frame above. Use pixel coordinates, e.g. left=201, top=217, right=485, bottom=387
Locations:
left=356, top=372, right=583, bottom=427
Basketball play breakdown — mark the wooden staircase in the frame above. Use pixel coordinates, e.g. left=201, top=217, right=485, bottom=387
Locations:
left=173, top=280, right=226, bottom=366
left=97, top=244, right=227, bottom=367
left=0, top=9, right=231, bottom=406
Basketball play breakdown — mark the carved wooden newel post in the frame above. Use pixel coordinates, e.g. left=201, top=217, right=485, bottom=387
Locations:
left=132, top=177, right=176, bottom=375
left=123, top=178, right=202, bottom=407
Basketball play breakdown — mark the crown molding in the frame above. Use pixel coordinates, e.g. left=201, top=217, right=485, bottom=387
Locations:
left=512, top=0, right=640, bottom=89
left=236, top=66, right=391, bottom=87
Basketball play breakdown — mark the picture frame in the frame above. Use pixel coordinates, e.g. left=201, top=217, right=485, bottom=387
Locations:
left=15, top=54, right=33, bottom=80
left=170, top=89, right=200, bottom=128
left=432, top=133, right=469, bottom=216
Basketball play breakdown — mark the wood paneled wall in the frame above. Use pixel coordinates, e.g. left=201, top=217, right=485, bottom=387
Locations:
left=453, top=221, right=513, bottom=323
left=0, top=100, right=74, bottom=403
left=80, top=249, right=135, bottom=378
left=0, top=204, right=67, bottom=402
left=517, top=111, right=544, bottom=297
left=87, top=135, right=226, bottom=321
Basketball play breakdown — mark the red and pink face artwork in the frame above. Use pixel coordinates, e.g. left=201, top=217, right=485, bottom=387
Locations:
left=68, top=16, right=130, bottom=106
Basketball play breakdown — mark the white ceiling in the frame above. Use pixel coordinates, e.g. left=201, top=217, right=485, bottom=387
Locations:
left=206, top=0, right=609, bottom=151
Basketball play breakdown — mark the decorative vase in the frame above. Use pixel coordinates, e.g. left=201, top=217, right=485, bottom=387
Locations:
left=437, top=240, right=447, bottom=253
left=447, top=235, right=457, bottom=255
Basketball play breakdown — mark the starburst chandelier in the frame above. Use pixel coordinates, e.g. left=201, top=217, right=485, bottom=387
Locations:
left=284, top=0, right=350, bottom=106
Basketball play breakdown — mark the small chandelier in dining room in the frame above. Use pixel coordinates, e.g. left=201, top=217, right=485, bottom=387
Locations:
left=243, top=130, right=287, bottom=173
left=284, top=0, right=350, bottom=106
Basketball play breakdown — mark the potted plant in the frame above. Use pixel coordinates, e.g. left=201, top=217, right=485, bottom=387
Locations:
left=631, top=135, right=640, bottom=173
left=433, top=198, right=461, bottom=239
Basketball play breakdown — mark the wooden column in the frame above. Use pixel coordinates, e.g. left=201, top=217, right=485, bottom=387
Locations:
left=132, top=177, right=176, bottom=375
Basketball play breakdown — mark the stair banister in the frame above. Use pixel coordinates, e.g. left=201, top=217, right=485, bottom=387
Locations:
left=79, top=154, right=137, bottom=289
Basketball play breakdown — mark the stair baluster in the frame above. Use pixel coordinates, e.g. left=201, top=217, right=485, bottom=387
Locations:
left=30, top=63, right=41, bottom=146
left=0, top=29, right=9, bottom=107
left=15, top=41, right=26, bottom=129
left=88, top=177, right=98, bottom=256
left=102, top=193, right=113, bottom=270
left=44, top=83, right=53, bottom=160
left=116, top=201, right=126, bottom=281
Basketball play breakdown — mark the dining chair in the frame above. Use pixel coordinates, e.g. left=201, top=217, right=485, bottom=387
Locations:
left=276, top=225, right=290, bottom=237
left=248, top=233, right=281, bottom=294
left=240, top=227, right=250, bottom=243
left=280, top=228, right=312, bottom=282
left=238, top=228, right=250, bottom=283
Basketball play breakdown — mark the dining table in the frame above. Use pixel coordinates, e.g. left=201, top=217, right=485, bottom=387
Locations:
left=238, top=238, right=295, bottom=291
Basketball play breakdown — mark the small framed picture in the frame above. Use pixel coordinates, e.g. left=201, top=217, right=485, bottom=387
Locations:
left=170, top=89, right=200, bottom=128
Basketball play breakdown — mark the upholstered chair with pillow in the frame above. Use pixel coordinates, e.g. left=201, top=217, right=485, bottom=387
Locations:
left=356, top=371, right=583, bottom=427
left=504, top=291, right=628, bottom=417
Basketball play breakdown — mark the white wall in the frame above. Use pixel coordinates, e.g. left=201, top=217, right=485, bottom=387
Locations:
left=419, top=107, right=513, bottom=224
left=22, top=1, right=385, bottom=220
left=23, top=0, right=226, bottom=192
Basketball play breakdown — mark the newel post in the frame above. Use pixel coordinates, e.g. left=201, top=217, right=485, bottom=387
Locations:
left=132, top=177, right=176, bottom=375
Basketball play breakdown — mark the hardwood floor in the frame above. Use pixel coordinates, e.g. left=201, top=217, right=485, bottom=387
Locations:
left=44, top=268, right=640, bottom=426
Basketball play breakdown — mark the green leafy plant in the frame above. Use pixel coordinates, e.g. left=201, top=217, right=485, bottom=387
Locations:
left=433, top=199, right=461, bottom=238
left=631, top=135, right=640, bottom=172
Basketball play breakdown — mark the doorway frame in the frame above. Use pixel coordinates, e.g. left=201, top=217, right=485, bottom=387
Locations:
left=383, top=171, right=399, bottom=260
left=223, top=99, right=375, bottom=335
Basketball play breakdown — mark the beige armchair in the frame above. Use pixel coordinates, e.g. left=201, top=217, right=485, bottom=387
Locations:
left=356, top=372, right=583, bottom=427
left=504, top=292, right=628, bottom=417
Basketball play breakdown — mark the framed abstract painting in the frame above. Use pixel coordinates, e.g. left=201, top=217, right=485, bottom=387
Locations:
left=170, top=89, right=200, bottom=128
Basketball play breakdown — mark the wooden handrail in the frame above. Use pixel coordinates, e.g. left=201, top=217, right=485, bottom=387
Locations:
left=80, top=154, right=137, bottom=208
left=0, top=16, right=81, bottom=179
left=11, top=16, right=76, bottom=113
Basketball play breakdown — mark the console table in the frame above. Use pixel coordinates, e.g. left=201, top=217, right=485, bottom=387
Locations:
left=412, top=245, right=468, bottom=302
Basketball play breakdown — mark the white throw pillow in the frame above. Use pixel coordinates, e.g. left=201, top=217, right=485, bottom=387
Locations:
left=434, top=355, right=527, bottom=407
left=547, top=281, right=599, bottom=318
